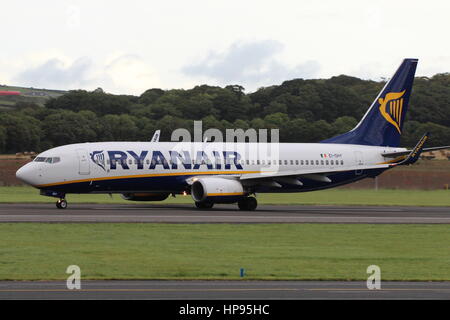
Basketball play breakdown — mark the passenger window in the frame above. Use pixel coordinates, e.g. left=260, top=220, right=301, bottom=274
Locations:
left=331, top=160, right=334, bottom=165
left=305, top=160, right=309, bottom=165
left=262, top=160, right=265, bottom=165
left=246, top=160, right=250, bottom=165
left=295, top=160, right=299, bottom=165
left=301, top=160, right=304, bottom=165
left=326, top=160, right=329, bottom=165
left=321, top=160, right=324, bottom=165
left=316, top=160, right=319, bottom=165
left=257, top=160, right=260, bottom=165
left=341, top=160, right=344, bottom=165
left=290, top=160, right=293, bottom=165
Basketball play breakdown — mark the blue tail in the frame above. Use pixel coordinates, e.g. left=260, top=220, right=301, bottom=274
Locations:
left=322, top=58, right=418, bottom=147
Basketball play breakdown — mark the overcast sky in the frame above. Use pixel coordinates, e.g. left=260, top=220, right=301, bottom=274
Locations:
left=1, top=0, right=449, bottom=95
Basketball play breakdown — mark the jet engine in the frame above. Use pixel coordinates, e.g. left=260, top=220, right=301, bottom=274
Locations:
left=121, top=192, right=170, bottom=201
left=191, top=177, right=245, bottom=203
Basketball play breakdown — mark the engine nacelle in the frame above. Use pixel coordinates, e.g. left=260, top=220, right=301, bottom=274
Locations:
left=121, top=192, right=170, bottom=201
left=191, top=177, right=245, bottom=203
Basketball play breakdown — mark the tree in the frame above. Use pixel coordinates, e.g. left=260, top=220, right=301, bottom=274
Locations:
left=0, top=125, right=6, bottom=153
left=332, top=116, right=358, bottom=134
left=41, top=110, right=98, bottom=147
left=0, top=113, right=42, bottom=153
left=99, top=114, right=139, bottom=141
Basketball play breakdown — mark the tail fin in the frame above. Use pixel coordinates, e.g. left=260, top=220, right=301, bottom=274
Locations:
left=322, top=58, right=418, bottom=147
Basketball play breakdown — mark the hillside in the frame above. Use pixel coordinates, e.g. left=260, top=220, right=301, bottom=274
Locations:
left=0, top=84, right=66, bottom=110
left=0, top=73, right=449, bottom=154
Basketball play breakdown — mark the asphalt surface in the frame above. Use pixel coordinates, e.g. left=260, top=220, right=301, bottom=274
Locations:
left=0, top=203, right=449, bottom=223
left=0, top=280, right=449, bottom=299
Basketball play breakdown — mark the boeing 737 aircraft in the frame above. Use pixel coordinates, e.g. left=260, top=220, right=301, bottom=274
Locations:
left=15, top=59, right=449, bottom=210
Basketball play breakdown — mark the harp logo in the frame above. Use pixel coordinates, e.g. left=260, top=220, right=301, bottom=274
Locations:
left=378, top=90, right=406, bottom=134
left=90, top=150, right=106, bottom=171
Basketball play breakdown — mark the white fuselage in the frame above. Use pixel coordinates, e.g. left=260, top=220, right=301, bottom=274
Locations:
left=16, top=141, right=405, bottom=194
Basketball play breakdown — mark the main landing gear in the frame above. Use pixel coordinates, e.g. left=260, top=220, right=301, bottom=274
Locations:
left=56, top=199, right=68, bottom=209
left=238, top=197, right=257, bottom=211
left=195, top=201, right=214, bottom=209
left=194, top=197, right=258, bottom=211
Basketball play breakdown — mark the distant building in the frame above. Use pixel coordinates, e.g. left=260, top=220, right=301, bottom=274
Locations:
left=0, top=91, right=21, bottom=96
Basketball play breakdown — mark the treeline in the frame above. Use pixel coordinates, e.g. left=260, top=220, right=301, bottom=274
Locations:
left=0, top=74, right=449, bottom=153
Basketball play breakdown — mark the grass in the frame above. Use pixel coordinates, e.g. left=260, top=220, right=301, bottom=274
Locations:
left=0, top=223, right=449, bottom=281
left=0, top=186, right=449, bottom=206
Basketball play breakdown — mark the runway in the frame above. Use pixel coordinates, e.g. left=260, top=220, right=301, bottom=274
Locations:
left=0, top=203, right=449, bottom=224
left=1, top=280, right=449, bottom=299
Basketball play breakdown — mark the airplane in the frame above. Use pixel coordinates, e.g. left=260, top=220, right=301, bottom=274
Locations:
left=15, top=58, right=449, bottom=210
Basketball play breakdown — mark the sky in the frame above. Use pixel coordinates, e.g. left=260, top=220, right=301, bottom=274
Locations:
left=1, top=0, right=449, bottom=95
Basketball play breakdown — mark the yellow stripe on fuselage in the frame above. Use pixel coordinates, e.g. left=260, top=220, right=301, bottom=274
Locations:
left=207, top=192, right=245, bottom=197
left=36, top=170, right=260, bottom=188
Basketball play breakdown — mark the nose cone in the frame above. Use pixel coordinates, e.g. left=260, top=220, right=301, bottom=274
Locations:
left=16, top=163, right=37, bottom=186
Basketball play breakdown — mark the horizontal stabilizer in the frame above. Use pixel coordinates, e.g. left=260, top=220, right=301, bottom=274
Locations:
left=382, top=145, right=450, bottom=157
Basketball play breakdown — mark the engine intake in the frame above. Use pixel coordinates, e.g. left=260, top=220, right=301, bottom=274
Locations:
left=191, top=177, right=245, bottom=203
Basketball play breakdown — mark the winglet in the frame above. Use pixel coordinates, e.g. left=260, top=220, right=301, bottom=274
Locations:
left=392, top=132, right=429, bottom=166
left=151, top=130, right=161, bottom=142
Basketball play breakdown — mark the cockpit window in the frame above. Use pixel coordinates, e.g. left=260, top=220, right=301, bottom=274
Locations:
left=35, top=157, right=61, bottom=164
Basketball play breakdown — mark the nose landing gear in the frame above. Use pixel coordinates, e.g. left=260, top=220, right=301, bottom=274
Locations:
left=56, top=199, right=68, bottom=209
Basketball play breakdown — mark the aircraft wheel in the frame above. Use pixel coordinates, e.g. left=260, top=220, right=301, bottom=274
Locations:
left=238, top=197, right=257, bottom=211
left=56, top=199, right=67, bottom=209
left=195, top=201, right=214, bottom=209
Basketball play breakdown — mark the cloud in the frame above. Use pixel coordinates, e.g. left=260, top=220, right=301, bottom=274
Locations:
left=12, top=54, right=161, bottom=95
left=104, top=54, right=161, bottom=95
left=13, top=57, right=94, bottom=89
left=182, top=40, right=320, bottom=90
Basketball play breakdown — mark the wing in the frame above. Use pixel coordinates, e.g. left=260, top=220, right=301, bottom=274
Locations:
left=239, top=164, right=391, bottom=186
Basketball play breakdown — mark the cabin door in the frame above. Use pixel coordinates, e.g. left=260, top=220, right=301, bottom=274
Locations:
left=76, top=149, right=90, bottom=175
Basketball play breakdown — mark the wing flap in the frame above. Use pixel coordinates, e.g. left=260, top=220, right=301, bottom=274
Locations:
left=239, top=164, right=390, bottom=181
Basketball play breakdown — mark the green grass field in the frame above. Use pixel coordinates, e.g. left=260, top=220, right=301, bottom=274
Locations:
left=0, top=223, right=449, bottom=281
left=0, top=186, right=449, bottom=206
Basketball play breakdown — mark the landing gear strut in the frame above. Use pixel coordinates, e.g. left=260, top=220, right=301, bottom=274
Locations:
left=238, top=197, right=257, bottom=211
left=195, top=201, right=214, bottom=209
left=56, top=199, right=68, bottom=209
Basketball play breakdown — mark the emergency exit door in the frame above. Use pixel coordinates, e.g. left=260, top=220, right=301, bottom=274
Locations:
left=354, top=151, right=364, bottom=175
